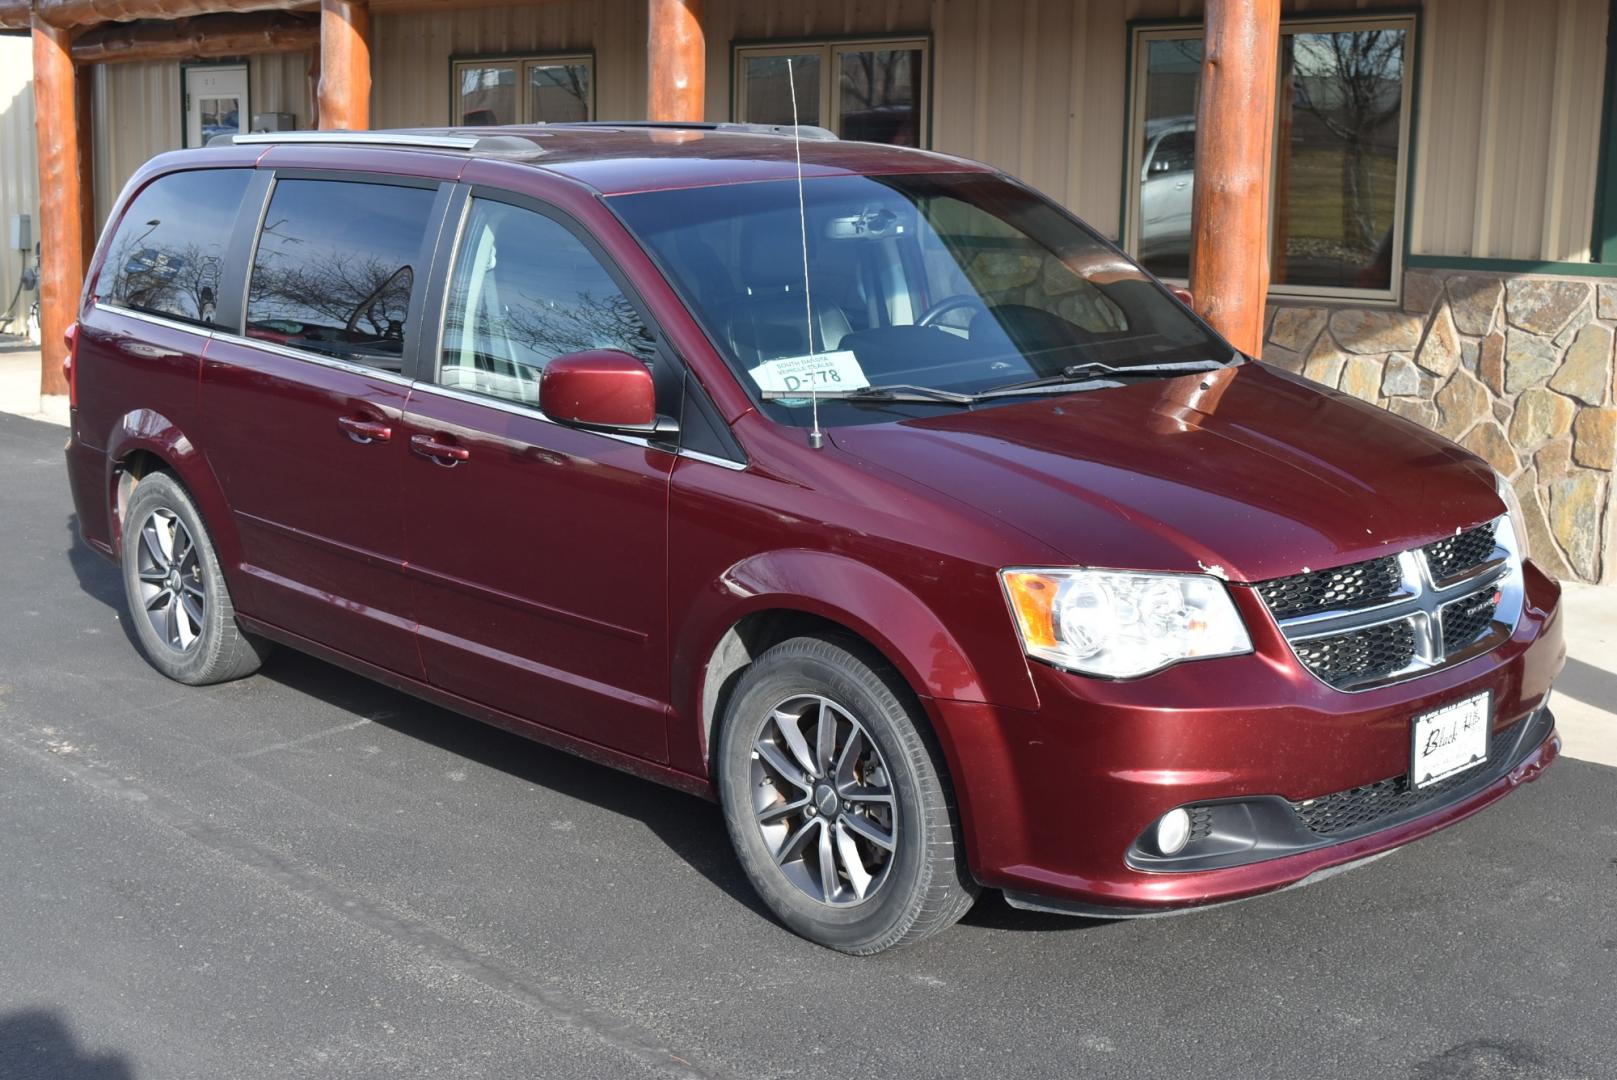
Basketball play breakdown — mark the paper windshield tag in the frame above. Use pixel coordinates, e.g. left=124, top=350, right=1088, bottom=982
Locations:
left=747, top=350, right=871, bottom=396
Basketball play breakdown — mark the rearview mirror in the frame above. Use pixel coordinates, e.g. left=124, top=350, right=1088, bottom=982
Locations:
left=540, top=349, right=662, bottom=433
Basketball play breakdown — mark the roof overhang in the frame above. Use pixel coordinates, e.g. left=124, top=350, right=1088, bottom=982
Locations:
left=0, top=0, right=570, bottom=32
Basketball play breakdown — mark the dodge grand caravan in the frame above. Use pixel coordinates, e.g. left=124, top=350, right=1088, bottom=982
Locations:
left=64, top=124, right=1563, bottom=954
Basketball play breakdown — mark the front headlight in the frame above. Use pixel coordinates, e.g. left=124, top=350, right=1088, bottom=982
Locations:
left=1000, top=567, right=1253, bottom=679
left=1494, top=468, right=1530, bottom=560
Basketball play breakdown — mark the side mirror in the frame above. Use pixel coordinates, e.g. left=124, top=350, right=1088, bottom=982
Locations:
left=1167, top=285, right=1194, bottom=308
left=540, top=349, right=663, bottom=434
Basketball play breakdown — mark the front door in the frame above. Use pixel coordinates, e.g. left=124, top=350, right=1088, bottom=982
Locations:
left=400, top=193, right=673, bottom=761
left=199, top=174, right=446, bottom=677
left=185, top=64, right=249, bottom=147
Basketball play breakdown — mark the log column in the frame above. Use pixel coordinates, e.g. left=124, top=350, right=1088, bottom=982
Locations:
left=647, top=0, right=704, bottom=122
left=1188, top=0, right=1280, bottom=357
left=32, top=15, right=90, bottom=398
left=317, top=0, right=370, bottom=130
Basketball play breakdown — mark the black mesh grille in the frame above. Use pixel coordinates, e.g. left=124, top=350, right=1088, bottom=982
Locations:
left=1188, top=805, right=1214, bottom=842
left=1423, top=522, right=1498, bottom=581
left=1441, top=588, right=1502, bottom=651
left=1293, top=620, right=1416, bottom=688
left=1256, top=555, right=1403, bottom=620
left=1291, top=722, right=1520, bottom=836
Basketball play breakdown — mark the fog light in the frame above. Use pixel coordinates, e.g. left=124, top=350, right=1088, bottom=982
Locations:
left=1155, top=808, right=1192, bottom=855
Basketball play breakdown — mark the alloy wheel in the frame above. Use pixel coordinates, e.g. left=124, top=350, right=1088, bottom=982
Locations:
left=134, top=507, right=206, bottom=653
left=750, top=694, right=898, bottom=906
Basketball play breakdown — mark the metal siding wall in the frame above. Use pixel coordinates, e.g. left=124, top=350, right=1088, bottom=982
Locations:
left=249, top=50, right=315, bottom=131
left=0, top=35, right=38, bottom=316
left=369, top=0, right=645, bottom=128
left=92, top=61, right=182, bottom=228
left=1412, top=0, right=1608, bottom=261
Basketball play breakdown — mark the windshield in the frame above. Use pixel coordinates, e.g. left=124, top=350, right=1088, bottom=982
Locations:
left=611, top=172, right=1235, bottom=426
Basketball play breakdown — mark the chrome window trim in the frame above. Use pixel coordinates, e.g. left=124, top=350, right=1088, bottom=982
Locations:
left=1260, top=516, right=1523, bottom=693
left=677, top=447, right=749, bottom=471
left=211, top=329, right=414, bottom=387
left=95, top=301, right=216, bottom=338
left=405, top=378, right=668, bottom=453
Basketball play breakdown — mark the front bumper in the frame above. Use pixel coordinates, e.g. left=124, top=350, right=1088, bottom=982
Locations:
left=929, top=559, right=1564, bottom=915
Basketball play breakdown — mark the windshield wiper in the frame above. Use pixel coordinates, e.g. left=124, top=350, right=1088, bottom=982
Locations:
left=761, top=383, right=977, bottom=405
left=977, top=359, right=1231, bottom=399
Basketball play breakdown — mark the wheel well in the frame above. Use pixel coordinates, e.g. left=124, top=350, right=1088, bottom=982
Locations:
left=700, top=609, right=924, bottom=773
left=115, top=449, right=169, bottom=526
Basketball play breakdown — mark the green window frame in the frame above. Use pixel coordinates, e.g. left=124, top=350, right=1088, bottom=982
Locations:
left=732, top=36, right=931, bottom=147
left=450, top=53, right=595, bottom=127
left=1125, top=14, right=1418, bottom=302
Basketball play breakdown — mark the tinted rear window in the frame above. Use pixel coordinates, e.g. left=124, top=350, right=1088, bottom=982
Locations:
left=101, top=169, right=251, bottom=328
left=246, top=179, right=437, bottom=372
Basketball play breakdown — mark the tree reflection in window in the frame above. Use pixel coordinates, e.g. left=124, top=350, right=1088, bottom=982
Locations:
left=439, top=200, right=655, bottom=408
left=103, top=169, right=250, bottom=328
left=246, top=179, right=435, bottom=371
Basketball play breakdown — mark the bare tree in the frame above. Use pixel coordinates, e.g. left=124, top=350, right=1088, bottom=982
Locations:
left=1290, top=29, right=1405, bottom=252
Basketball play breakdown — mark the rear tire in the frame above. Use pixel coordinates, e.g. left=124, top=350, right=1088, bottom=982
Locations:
left=717, top=635, right=978, bottom=954
left=120, top=471, right=270, bottom=686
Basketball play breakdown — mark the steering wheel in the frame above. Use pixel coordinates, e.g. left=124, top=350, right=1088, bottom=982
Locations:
left=917, top=294, right=991, bottom=328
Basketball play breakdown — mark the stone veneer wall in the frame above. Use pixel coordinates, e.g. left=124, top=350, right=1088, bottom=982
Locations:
left=1260, top=271, right=1616, bottom=584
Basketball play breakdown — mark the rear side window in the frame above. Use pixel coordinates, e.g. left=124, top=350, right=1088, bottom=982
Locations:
left=437, top=198, right=655, bottom=407
left=101, top=169, right=250, bottom=328
left=246, top=179, right=436, bottom=372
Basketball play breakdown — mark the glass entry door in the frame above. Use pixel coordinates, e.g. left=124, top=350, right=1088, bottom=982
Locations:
left=184, top=64, right=249, bottom=148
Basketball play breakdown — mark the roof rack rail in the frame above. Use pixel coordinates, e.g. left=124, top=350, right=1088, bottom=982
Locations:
left=227, top=130, right=479, bottom=149
left=213, top=131, right=544, bottom=157
left=550, top=120, right=839, bottom=141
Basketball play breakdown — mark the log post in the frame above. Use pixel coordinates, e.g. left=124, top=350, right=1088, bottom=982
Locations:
left=647, top=0, right=704, bottom=122
left=317, top=0, right=370, bottom=130
left=1188, top=0, right=1280, bottom=357
left=32, top=15, right=90, bottom=399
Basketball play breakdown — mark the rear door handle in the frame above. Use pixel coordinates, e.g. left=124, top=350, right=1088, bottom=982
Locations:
left=410, top=433, right=470, bottom=464
left=338, top=415, right=392, bottom=444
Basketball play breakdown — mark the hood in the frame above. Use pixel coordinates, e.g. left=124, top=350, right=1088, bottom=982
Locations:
left=827, top=364, right=1502, bottom=583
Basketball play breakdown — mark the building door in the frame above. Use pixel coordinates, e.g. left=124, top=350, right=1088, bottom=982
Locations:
left=184, top=64, right=248, bottom=147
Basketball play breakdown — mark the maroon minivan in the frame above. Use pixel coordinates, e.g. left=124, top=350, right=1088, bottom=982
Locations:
left=64, top=124, right=1563, bottom=954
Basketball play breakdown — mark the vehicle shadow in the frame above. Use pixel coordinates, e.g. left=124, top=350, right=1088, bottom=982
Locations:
left=64, top=514, right=144, bottom=654
left=0, top=1009, right=134, bottom=1079
left=62, top=515, right=770, bottom=920
left=259, top=645, right=769, bottom=916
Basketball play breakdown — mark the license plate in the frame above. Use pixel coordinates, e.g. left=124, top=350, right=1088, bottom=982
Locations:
left=1411, top=691, right=1491, bottom=789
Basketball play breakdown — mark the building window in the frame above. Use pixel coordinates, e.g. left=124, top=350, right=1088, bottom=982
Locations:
left=1126, top=16, right=1414, bottom=299
left=734, top=37, right=928, bottom=146
left=452, top=54, right=593, bottom=126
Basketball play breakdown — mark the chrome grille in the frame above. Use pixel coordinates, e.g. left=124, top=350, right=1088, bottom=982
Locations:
left=1255, top=555, right=1403, bottom=620
left=1254, top=516, right=1521, bottom=692
left=1423, top=521, right=1499, bottom=581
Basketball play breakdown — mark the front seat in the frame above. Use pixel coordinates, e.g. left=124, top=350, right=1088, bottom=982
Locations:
left=724, top=214, right=852, bottom=366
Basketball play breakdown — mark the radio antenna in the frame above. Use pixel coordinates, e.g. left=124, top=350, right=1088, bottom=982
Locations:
left=786, top=57, right=824, bottom=450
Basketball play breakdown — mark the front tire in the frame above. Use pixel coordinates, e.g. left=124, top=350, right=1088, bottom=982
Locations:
left=717, top=636, right=978, bottom=954
left=120, top=471, right=269, bottom=685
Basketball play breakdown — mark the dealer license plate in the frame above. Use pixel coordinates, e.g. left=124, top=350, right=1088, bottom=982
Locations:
left=1411, top=691, right=1491, bottom=789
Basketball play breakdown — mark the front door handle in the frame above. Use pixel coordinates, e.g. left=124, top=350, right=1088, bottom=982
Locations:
left=410, top=433, right=470, bottom=465
left=338, top=415, right=392, bottom=444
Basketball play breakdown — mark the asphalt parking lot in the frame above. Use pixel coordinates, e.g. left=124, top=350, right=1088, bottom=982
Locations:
left=3, top=409, right=1615, bottom=1080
